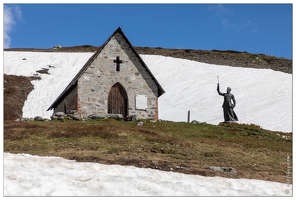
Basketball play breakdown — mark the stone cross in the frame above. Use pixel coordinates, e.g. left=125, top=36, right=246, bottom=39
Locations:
left=114, top=56, right=123, bottom=71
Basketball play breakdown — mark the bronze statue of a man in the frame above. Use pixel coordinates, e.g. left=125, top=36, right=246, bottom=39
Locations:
left=217, top=84, right=238, bottom=122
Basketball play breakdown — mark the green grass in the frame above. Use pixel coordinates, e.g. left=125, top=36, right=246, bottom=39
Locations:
left=4, top=119, right=292, bottom=183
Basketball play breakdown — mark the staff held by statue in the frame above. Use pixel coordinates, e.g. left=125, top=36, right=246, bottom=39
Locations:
left=217, top=75, right=219, bottom=86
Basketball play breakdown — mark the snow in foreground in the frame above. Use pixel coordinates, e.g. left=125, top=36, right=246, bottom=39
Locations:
left=3, top=153, right=292, bottom=196
left=3, top=52, right=292, bottom=133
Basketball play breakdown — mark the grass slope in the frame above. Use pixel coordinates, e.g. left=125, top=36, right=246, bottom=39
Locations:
left=4, top=119, right=292, bottom=183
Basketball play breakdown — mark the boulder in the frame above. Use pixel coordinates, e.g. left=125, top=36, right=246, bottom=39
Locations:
left=137, top=121, right=144, bottom=126
left=105, top=114, right=124, bottom=120
left=51, top=115, right=58, bottom=120
left=209, top=166, right=237, bottom=174
left=66, top=110, right=78, bottom=115
left=55, top=112, right=66, bottom=117
left=87, top=114, right=105, bottom=120
left=72, top=115, right=82, bottom=121
left=34, top=116, right=44, bottom=121
left=125, top=115, right=137, bottom=121
left=191, top=120, right=202, bottom=124
left=66, top=110, right=81, bottom=120
left=21, top=118, right=33, bottom=121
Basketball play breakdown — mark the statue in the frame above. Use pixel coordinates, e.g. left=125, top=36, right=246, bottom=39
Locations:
left=217, top=81, right=238, bottom=123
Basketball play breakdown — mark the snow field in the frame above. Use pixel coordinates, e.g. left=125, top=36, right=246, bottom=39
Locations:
left=142, top=55, right=292, bottom=133
left=3, top=51, right=292, bottom=132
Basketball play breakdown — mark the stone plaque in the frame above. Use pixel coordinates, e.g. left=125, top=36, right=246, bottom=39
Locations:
left=136, top=95, right=147, bottom=110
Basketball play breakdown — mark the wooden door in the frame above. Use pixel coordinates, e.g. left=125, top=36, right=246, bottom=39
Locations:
left=108, top=83, right=128, bottom=117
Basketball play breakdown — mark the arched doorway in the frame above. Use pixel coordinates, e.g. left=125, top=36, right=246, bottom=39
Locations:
left=108, top=83, right=128, bottom=117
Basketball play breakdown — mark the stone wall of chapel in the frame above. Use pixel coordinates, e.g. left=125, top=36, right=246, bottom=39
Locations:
left=77, top=33, right=159, bottom=119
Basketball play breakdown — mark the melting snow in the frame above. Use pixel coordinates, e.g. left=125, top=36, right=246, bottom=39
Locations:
left=3, top=153, right=292, bottom=196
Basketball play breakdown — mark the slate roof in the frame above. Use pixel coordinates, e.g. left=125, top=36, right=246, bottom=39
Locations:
left=47, top=27, right=165, bottom=111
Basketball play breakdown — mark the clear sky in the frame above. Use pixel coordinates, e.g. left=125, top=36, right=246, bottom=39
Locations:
left=3, top=2, right=293, bottom=59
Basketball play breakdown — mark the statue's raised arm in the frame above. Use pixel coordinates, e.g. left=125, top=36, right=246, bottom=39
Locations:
left=217, top=84, right=223, bottom=96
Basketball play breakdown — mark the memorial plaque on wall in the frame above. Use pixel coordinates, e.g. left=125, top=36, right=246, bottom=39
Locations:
left=135, top=95, right=147, bottom=110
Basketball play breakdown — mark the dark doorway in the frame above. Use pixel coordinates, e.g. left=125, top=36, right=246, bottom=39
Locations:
left=108, top=83, right=128, bottom=117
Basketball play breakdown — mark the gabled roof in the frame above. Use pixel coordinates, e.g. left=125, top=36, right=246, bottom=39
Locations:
left=47, top=27, right=165, bottom=111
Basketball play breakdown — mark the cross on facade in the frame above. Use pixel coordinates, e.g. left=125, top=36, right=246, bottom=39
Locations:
left=114, top=56, right=123, bottom=71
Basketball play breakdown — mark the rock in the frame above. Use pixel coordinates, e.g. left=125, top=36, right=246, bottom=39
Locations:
left=66, top=110, right=78, bottom=115
left=66, top=110, right=81, bottom=120
left=137, top=121, right=144, bottom=126
left=125, top=115, right=137, bottom=121
left=105, top=114, right=124, bottom=120
left=72, top=115, right=82, bottom=121
left=150, top=149, right=157, bottom=153
left=209, top=166, right=221, bottom=171
left=55, top=112, right=66, bottom=117
left=51, top=115, right=58, bottom=120
left=222, top=167, right=235, bottom=173
left=87, top=114, right=105, bottom=120
left=21, top=118, right=33, bottom=121
left=53, top=44, right=62, bottom=49
left=34, top=116, right=44, bottom=121
left=191, top=120, right=202, bottom=124
left=57, top=116, right=65, bottom=122
left=209, top=166, right=237, bottom=174
left=57, top=116, right=64, bottom=120
left=51, top=112, right=66, bottom=121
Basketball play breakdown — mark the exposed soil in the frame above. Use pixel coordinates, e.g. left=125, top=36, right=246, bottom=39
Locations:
left=4, top=75, right=40, bottom=121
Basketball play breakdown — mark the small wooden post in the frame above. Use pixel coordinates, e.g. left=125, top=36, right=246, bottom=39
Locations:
left=187, top=110, right=190, bottom=123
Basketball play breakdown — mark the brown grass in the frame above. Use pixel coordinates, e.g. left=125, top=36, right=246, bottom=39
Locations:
left=4, top=119, right=292, bottom=184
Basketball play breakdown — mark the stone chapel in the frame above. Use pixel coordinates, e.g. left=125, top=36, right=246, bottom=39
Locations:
left=47, top=27, right=165, bottom=119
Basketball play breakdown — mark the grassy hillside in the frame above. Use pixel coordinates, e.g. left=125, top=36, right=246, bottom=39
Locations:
left=4, top=119, right=292, bottom=183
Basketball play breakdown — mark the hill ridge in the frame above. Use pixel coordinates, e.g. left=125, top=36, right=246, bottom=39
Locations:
left=4, top=46, right=292, bottom=74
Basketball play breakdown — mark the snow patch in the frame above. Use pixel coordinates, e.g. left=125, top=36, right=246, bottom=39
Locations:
left=3, top=153, right=292, bottom=196
left=4, top=52, right=292, bottom=132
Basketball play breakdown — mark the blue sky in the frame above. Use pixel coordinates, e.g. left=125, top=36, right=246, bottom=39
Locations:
left=3, top=3, right=293, bottom=59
